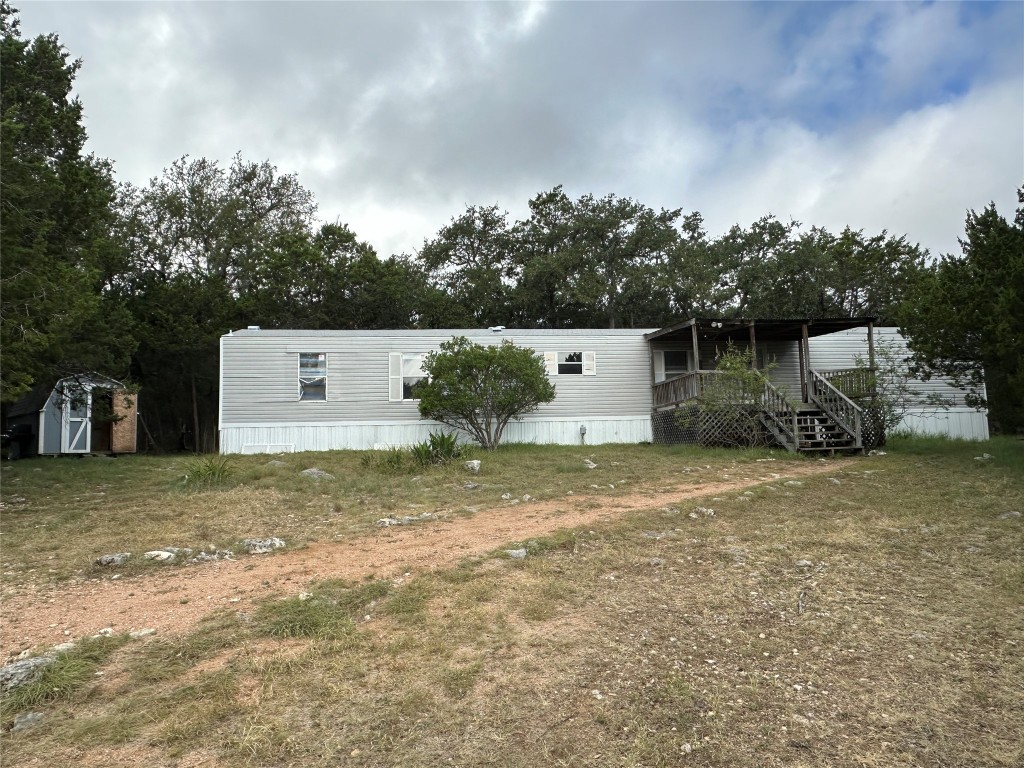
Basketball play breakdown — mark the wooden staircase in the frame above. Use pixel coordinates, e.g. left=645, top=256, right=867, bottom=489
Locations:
left=794, top=407, right=858, bottom=453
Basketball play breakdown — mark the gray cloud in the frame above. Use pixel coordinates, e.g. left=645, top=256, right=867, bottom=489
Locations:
left=17, top=1, right=1023, bottom=259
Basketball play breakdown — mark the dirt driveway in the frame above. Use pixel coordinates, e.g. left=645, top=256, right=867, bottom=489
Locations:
left=0, top=461, right=843, bottom=659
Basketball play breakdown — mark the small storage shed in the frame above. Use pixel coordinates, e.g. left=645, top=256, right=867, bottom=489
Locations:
left=4, top=375, right=137, bottom=458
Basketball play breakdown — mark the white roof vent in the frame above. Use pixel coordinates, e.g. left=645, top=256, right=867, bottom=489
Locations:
left=247, top=325, right=261, bottom=331
left=488, top=326, right=505, bottom=333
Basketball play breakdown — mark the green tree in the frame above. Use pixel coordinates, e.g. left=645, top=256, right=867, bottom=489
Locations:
left=418, top=205, right=518, bottom=327
left=417, top=337, right=556, bottom=450
left=512, top=187, right=681, bottom=328
left=113, top=154, right=319, bottom=450
left=897, top=190, right=1024, bottom=431
left=0, top=3, right=134, bottom=401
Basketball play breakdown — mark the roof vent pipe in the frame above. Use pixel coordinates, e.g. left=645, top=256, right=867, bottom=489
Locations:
left=247, top=325, right=261, bottom=331
left=488, top=326, right=505, bottom=333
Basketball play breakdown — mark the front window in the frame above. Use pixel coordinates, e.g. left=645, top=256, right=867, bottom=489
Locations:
left=558, top=352, right=584, bottom=375
left=401, top=354, right=426, bottom=400
left=298, top=353, right=327, bottom=401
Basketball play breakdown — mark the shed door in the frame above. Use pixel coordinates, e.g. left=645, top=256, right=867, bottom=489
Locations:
left=61, top=385, right=91, bottom=453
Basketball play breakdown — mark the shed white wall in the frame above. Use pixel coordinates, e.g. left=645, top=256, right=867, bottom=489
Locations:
left=809, top=327, right=989, bottom=441
left=220, top=328, right=655, bottom=454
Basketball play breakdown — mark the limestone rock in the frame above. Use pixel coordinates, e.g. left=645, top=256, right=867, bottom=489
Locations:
left=0, top=657, right=53, bottom=694
left=144, top=550, right=175, bottom=562
left=12, top=712, right=45, bottom=731
left=95, top=552, right=131, bottom=567
left=300, top=468, right=335, bottom=480
left=129, top=628, right=156, bottom=640
left=505, top=548, right=528, bottom=559
left=464, top=460, right=481, bottom=474
left=242, top=538, right=285, bottom=554
left=998, top=511, right=1021, bottom=520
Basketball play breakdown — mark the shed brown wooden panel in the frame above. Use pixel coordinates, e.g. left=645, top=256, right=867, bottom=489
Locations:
left=111, top=391, right=137, bottom=453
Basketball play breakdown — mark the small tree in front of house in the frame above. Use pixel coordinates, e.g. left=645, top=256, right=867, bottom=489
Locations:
left=417, top=337, right=556, bottom=451
left=852, top=338, right=954, bottom=447
left=678, top=344, right=781, bottom=448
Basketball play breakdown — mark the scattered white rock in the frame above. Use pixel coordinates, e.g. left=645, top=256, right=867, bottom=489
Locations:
left=695, top=506, right=715, bottom=517
left=521, top=494, right=533, bottom=502
left=50, top=642, right=76, bottom=654
left=266, top=460, right=287, bottom=467
left=191, top=549, right=234, bottom=563
left=505, top=548, right=528, bottom=559
left=95, top=553, right=131, bottom=567
left=997, top=511, right=1021, bottom=520
left=828, top=477, right=841, bottom=485
left=501, top=492, right=513, bottom=500
left=868, top=450, right=887, bottom=456
left=681, top=743, right=693, bottom=754
left=300, top=468, right=335, bottom=480
left=463, top=481, right=480, bottom=490
left=242, top=538, right=286, bottom=554
left=143, top=550, right=175, bottom=562
left=0, top=657, right=54, bottom=694
left=12, top=712, right=45, bottom=731
left=97, top=627, right=114, bottom=637
left=650, top=557, right=665, bottom=567
left=591, top=689, right=605, bottom=700
left=129, top=628, right=156, bottom=640
left=464, top=460, right=481, bottom=474
left=299, top=592, right=313, bottom=601
left=974, top=453, right=993, bottom=461
left=583, top=459, right=598, bottom=470
left=688, top=512, right=699, bottom=519
left=784, top=480, right=803, bottom=487
left=796, top=559, right=814, bottom=568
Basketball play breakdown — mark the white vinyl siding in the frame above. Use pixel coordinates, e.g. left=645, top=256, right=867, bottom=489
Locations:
left=220, top=329, right=652, bottom=428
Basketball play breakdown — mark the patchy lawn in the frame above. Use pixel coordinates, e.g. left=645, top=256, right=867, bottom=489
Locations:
left=1, top=437, right=1022, bottom=767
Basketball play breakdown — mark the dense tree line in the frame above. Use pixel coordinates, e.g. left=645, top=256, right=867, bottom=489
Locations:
left=2, top=5, right=1020, bottom=446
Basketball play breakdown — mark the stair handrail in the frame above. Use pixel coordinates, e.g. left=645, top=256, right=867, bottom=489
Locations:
left=818, top=367, right=876, bottom=400
left=759, top=379, right=798, bottom=452
left=808, top=369, right=863, bottom=448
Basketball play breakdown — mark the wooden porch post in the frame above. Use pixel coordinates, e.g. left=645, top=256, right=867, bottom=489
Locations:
left=867, top=320, right=876, bottom=369
left=748, top=322, right=757, bottom=369
left=691, top=321, right=700, bottom=371
left=800, top=322, right=810, bottom=402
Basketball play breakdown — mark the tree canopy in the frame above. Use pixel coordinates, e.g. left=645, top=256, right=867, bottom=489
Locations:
left=0, top=3, right=133, bottom=401
left=897, top=190, right=1024, bottom=431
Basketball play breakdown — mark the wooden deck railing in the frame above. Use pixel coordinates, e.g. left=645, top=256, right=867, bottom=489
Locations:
left=809, top=370, right=862, bottom=448
left=652, top=370, right=721, bottom=409
left=818, top=367, right=876, bottom=399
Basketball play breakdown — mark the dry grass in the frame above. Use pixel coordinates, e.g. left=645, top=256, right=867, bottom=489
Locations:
left=0, top=443, right=784, bottom=588
left=1, top=437, right=1022, bottom=767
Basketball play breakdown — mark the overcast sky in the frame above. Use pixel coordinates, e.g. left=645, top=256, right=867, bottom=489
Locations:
left=17, top=0, right=1024, bottom=259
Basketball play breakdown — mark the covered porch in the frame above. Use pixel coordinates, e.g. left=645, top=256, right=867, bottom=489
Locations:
left=645, top=318, right=879, bottom=452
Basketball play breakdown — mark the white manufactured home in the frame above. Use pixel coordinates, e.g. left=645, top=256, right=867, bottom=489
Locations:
left=218, top=320, right=988, bottom=455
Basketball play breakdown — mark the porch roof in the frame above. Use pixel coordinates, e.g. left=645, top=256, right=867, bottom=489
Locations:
left=644, top=317, right=875, bottom=345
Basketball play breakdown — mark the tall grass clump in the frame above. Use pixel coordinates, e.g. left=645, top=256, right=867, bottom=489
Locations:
left=1, top=635, right=128, bottom=718
left=182, top=455, right=235, bottom=488
left=411, top=431, right=465, bottom=467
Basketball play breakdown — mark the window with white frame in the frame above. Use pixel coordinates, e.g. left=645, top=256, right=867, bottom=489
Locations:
left=298, top=352, right=327, bottom=401
left=389, top=353, right=427, bottom=401
left=543, top=351, right=597, bottom=376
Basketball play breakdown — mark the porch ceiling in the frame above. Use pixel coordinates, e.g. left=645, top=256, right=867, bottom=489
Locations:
left=644, top=317, right=875, bottom=344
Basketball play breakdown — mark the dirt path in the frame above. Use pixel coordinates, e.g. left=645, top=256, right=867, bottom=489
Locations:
left=0, top=461, right=844, bottom=658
